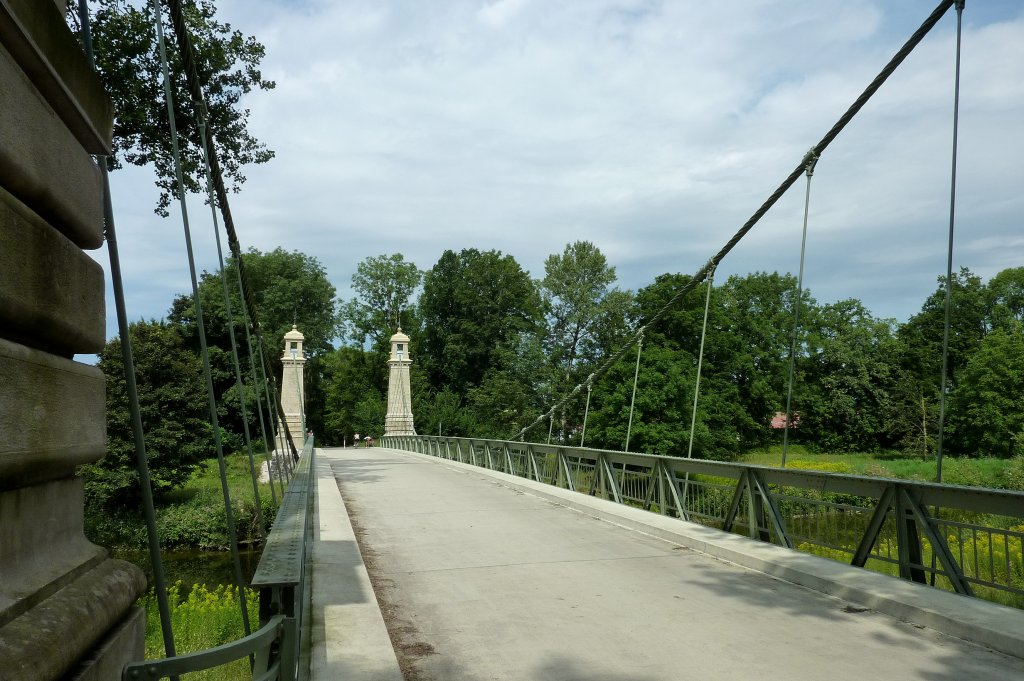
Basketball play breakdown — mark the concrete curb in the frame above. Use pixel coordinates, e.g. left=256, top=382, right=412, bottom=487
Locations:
left=309, top=449, right=403, bottom=680
left=391, top=447, right=1024, bottom=660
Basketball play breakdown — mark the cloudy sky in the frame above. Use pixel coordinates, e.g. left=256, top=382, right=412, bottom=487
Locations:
left=93, top=0, right=1024, bottom=353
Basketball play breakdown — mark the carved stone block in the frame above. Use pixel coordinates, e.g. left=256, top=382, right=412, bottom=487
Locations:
left=0, top=186, right=105, bottom=355
left=0, top=477, right=106, bottom=624
left=0, top=40, right=103, bottom=249
left=0, top=338, right=105, bottom=491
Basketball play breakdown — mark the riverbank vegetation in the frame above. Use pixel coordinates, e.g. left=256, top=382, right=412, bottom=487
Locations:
left=85, top=452, right=275, bottom=552
left=140, top=582, right=259, bottom=681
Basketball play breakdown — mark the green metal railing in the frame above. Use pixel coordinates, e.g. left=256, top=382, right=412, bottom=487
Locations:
left=122, top=437, right=316, bottom=680
left=385, top=435, right=1024, bottom=606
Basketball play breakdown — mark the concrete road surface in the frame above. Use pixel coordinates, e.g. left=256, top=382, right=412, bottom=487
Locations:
left=321, top=447, right=1024, bottom=681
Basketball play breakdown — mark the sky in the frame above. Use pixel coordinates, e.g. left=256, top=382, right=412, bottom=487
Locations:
left=91, top=0, right=1024, bottom=355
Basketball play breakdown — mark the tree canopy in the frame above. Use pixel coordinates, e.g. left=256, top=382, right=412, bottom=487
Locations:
left=419, top=249, right=543, bottom=395
left=340, top=254, right=422, bottom=349
left=79, top=0, right=275, bottom=214
left=83, top=320, right=211, bottom=509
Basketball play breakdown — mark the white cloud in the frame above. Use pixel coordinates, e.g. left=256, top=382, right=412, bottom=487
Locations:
left=477, top=0, right=530, bottom=29
left=99, top=0, right=1024, bottom=343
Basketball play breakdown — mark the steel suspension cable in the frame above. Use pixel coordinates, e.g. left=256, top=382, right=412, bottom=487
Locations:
left=624, top=332, right=644, bottom=452
left=150, top=0, right=251, bottom=638
left=234, top=274, right=282, bottom=502
left=781, top=152, right=818, bottom=468
left=258, top=335, right=292, bottom=480
left=935, top=0, right=965, bottom=484
left=681, top=271, right=715, bottom=514
left=686, top=268, right=715, bottom=459
left=580, top=383, right=592, bottom=447
left=196, top=118, right=267, bottom=536
left=292, top=359, right=307, bottom=445
left=160, top=0, right=298, bottom=468
left=76, top=1, right=178, bottom=668
left=510, top=0, right=955, bottom=442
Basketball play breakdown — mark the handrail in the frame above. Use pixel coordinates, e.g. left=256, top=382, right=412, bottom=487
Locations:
left=123, top=436, right=316, bottom=680
left=389, top=436, right=1023, bottom=516
left=251, top=435, right=316, bottom=681
left=122, top=615, right=285, bottom=679
left=385, top=435, right=1024, bottom=604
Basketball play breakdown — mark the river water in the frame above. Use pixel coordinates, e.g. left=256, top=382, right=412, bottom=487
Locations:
left=114, top=547, right=264, bottom=589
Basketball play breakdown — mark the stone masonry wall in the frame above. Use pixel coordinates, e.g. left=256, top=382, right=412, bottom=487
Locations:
left=0, top=1, right=147, bottom=678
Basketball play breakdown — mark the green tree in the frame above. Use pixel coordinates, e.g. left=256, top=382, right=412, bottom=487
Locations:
left=947, top=323, right=1024, bottom=458
left=580, top=273, right=758, bottom=459
left=351, top=393, right=387, bottom=439
left=713, top=271, right=813, bottom=446
left=414, top=388, right=476, bottom=438
left=541, top=241, right=620, bottom=378
left=469, top=333, right=549, bottom=438
left=883, top=368, right=939, bottom=458
left=986, top=267, right=1024, bottom=331
left=82, top=320, right=211, bottom=509
left=340, top=254, right=422, bottom=349
left=585, top=344, right=694, bottom=455
left=897, top=267, right=989, bottom=393
left=801, top=300, right=900, bottom=452
left=321, top=346, right=384, bottom=445
left=80, top=0, right=275, bottom=215
left=419, top=249, right=542, bottom=395
left=169, top=247, right=338, bottom=438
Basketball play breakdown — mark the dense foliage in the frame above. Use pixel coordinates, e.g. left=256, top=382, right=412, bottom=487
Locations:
left=326, top=250, right=1024, bottom=463
left=87, top=248, right=336, bottom=511
left=78, top=0, right=275, bottom=215
left=84, top=320, right=211, bottom=508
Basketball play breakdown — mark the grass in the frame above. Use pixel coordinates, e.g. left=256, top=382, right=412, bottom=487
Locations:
left=739, top=444, right=1022, bottom=489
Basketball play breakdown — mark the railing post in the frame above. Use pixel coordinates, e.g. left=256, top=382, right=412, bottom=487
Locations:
left=527, top=445, right=541, bottom=481
left=663, top=461, right=686, bottom=521
left=656, top=461, right=667, bottom=515
left=280, top=611, right=297, bottom=681
left=895, top=485, right=927, bottom=584
left=749, top=470, right=791, bottom=547
left=557, top=450, right=575, bottom=492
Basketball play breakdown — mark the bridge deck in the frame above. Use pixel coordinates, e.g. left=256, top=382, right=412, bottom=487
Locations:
left=311, top=447, right=1024, bottom=680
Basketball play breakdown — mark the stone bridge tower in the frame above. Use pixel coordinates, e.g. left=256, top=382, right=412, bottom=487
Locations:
left=384, top=329, right=416, bottom=437
left=279, top=325, right=307, bottom=451
left=0, top=1, right=146, bottom=678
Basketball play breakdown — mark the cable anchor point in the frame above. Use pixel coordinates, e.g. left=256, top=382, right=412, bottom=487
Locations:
left=803, top=149, right=819, bottom=177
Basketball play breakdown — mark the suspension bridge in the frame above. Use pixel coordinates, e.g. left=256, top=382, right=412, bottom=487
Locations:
left=2, top=0, right=1023, bottom=680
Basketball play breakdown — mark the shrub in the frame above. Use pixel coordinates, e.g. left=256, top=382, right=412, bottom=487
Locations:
left=142, top=581, right=259, bottom=680
left=1003, top=456, right=1024, bottom=491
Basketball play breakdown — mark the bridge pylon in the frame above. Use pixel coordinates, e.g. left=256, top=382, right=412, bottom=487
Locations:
left=383, top=328, right=416, bottom=437
left=279, top=324, right=307, bottom=452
